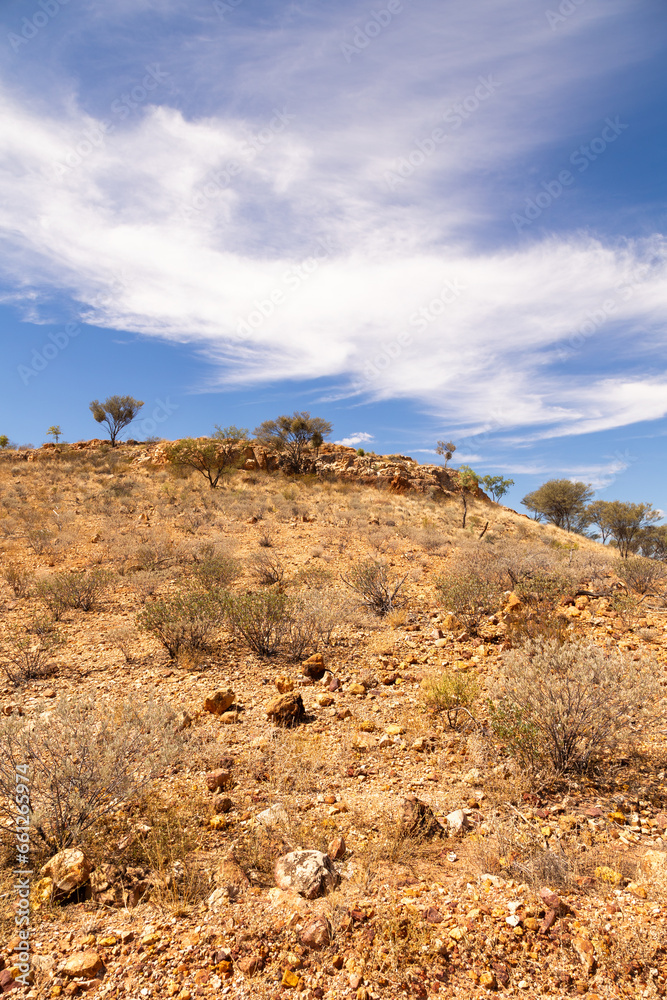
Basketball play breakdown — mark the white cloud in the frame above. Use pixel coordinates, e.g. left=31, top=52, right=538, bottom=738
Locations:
left=336, top=432, right=374, bottom=448
left=0, top=0, right=665, bottom=442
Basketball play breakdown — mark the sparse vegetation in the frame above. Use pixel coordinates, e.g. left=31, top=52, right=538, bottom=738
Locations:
left=137, top=591, right=220, bottom=657
left=341, top=558, right=408, bottom=615
left=89, top=394, right=144, bottom=446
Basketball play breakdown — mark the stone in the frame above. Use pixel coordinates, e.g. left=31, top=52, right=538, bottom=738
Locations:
left=221, top=710, right=238, bottom=724
left=40, top=848, right=93, bottom=900
left=300, top=917, right=332, bottom=949
left=213, top=795, right=233, bottom=814
left=572, top=935, right=596, bottom=974
left=61, top=951, right=104, bottom=978
left=348, top=683, right=366, bottom=696
left=203, top=689, right=235, bottom=715
left=425, top=906, right=443, bottom=923
left=539, top=887, right=561, bottom=910
left=316, top=693, right=334, bottom=707
left=385, top=724, right=404, bottom=736
left=281, top=969, right=300, bottom=988
left=237, top=955, right=264, bottom=975
left=0, top=969, right=17, bottom=991
left=479, top=971, right=497, bottom=989
left=206, top=769, right=232, bottom=792
left=302, top=653, right=326, bottom=681
left=274, top=850, right=340, bottom=899
left=329, top=677, right=341, bottom=692
left=256, top=804, right=289, bottom=828
left=445, top=809, right=471, bottom=835
left=327, top=835, right=346, bottom=860
left=275, top=675, right=294, bottom=694
left=640, top=850, right=667, bottom=878
left=266, top=692, right=305, bottom=727
left=401, top=796, right=445, bottom=838
left=504, top=592, right=523, bottom=613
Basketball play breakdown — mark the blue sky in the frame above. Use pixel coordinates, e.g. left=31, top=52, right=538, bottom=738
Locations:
left=0, top=0, right=666, bottom=512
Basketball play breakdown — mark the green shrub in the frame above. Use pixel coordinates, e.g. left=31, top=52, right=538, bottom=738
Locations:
left=137, top=592, right=220, bottom=657
left=436, top=573, right=503, bottom=634
left=421, top=670, right=479, bottom=728
left=221, top=590, right=290, bottom=656
left=488, top=639, right=662, bottom=775
left=191, top=554, right=240, bottom=592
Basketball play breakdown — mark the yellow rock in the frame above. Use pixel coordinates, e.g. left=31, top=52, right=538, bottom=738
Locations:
left=316, top=693, right=333, bottom=707
left=540, top=826, right=552, bottom=838
left=449, top=926, right=465, bottom=940
left=348, top=683, right=366, bottom=696
left=595, top=866, right=622, bottom=884
left=385, top=724, right=405, bottom=736
left=608, top=811, right=625, bottom=825
left=275, top=675, right=294, bottom=694
left=32, top=876, right=54, bottom=910
left=98, top=936, right=117, bottom=947
left=479, top=971, right=497, bottom=989
left=359, top=720, right=375, bottom=732
left=281, top=969, right=300, bottom=988
left=141, top=932, right=161, bottom=946
left=210, top=815, right=227, bottom=830
left=626, top=882, right=647, bottom=898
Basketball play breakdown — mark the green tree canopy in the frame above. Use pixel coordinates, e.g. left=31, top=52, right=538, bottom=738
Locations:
left=435, top=440, right=456, bottom=467
left=46, top=425, right=62, bottom=444
left=521, top=479, right=594, bottom=531
left=253, top=411, right=332, bottom=472
left=89, top=395, right=144, bottom=446
left=164, top=438, right=231, bottom=489
left=588, top=500, right=661, bottom=558
left=481, top=475, right=514, bottom=503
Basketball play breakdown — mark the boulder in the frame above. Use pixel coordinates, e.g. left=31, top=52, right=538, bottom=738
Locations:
left=302, top=653, right=326, bottom=681
left=445, top=809, right=471, bottom=836
left=206, top=769, right=232, bottom=792
left=401, top=796, right=445, bottom=839
left=203, top=689, right=235, bottom=715
left=40, top=848, right=93, bottom=899
left=300, top=917, right=332, bottom=949
left=61, top=951, right=104, bottom=978
left=274, top=850, right=340, bottom=899
left=266, top=692, right=305, bottom=727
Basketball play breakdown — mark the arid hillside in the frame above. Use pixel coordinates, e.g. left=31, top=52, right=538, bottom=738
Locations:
left=0, top=441, right=666, bottom=999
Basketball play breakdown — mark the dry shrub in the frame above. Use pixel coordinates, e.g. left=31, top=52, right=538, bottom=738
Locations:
left=617, top=555, right=666, bottom=595
left=436, top=573, right=502, bottom=634
left=1, top=563, right=33, bottom=597
left=137, top=591, right=220, bottom=658
left=341, top=558, right=408, bottom=616
left=221, top=590, right=290, bottom=656
left=0, top=692, right=183, bottom=853
left=35, top=568, right=112, bottom=616
left=489, top=639, right=663, bottom=775
left=249, top=551, right=285, bottom=586
left=0, top=617, right=64, bottom=685
left=471, top=814, right=573, bottom=888
left=190, top=553, right=240, bottom=591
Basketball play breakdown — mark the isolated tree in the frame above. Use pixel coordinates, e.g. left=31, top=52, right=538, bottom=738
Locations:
left=637, top=525, right=667, bottom=560
left=481, top=475, right=514, bottom=503
left=521, top=479, right=594, bottom=531
left=586, top=500, right=615, bottom=543
left=457, top=465, right=480, bottom=529
left=254, top=411, right=332, bottom=473
left=46, top=425, right=62, bottom=444
left=212, top=425, right=250, bottom=462
left=164, top=438, right=231, bottom=489
left=310, top=430, right=324, bottom=458
left=589, top=500, right=661, bottom=558
left=0, top=435, right=9, bottom=449
left=89, top=395, right=144, bottom=446
left=436, top=440, right=456, bottom=467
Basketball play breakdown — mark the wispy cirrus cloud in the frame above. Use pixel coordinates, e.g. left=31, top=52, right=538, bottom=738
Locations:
left=0, top=0, right=666, bottom=446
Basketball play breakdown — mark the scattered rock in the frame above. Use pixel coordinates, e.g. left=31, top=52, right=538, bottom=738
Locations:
left=256, top=804, right=289, bottom=828
left=327, top=835, right=346, bottom=860
left=302, top=653, right=326, bottom=681
left=445, top=809, right=471, bottom=835
left=61, top=951, right=104, bottom=978
left=266, top=692, right=305, bottom=727
left=275, top=675, right=294, bottom=694
left=640, top=850, right=667, bottom=878
left=274, top=850, right=340, bottom=899
left=329, top=677, right=341, bottom=692
left=213, top=795, right=233, bottom=814
left=316, top=693, right=334, bottom=707
left=348, top=683, right=366, bottom=696
left=40, top=848, right=93, bottom=900
left=203, top=689, right=235, bottom=715
left=237, top=955, right=264, bottom=976
left=300, top=917, right=332, bottom=949
left=401, top=796, right=445, bottom=838
left=206, top=769, right=232, bottom=792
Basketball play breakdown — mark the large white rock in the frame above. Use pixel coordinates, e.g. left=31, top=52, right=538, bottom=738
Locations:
left=274, top=850, right=340, bottom=899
